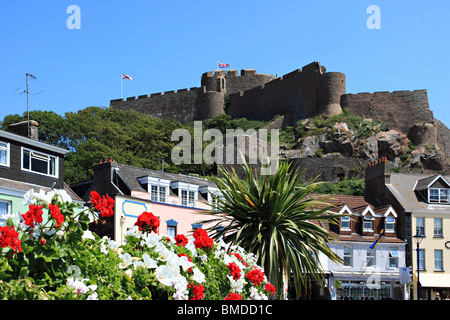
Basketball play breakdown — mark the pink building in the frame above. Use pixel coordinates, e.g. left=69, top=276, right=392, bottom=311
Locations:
left=70, top=160, right=222, bottom=243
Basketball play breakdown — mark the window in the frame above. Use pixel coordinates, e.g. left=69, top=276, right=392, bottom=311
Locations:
left=343, top=246, right=352, bottom=266
left=385, top=216, right=395, bottom=233
left=0, top=142, right=10, bottom=167
left=429, top=188, right=450, bottom=204
left=150, top=185, right=167, bottom=203
left=435, top=250, right=443, bottom=271
left=389, top=247, right=399, bottom=268
left=181, top=190, right=196, bottom=207
left=434, top=218, right=443, bottom=237
left=418, top=249, right=425, bottom=271
left=341, top=216, right=350, bottom=230
left=363, top=217, right=374, bottom=232
left=0, top=200, right=11, bottom=226
left=416, top=217, right=425, bottom=236
left=22, top=148, right=57, bottom=177
left=167, top=225, right=177, bottom=238
left=367, top=248, right=376, bottom=267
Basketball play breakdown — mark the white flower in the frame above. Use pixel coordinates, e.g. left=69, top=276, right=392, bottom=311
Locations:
left=82, top=230, right=95, bottom=240
left=199, top=254, right=208, bottom=262
left=0, top=212, right=15, bottom=226
left=67, top=277, right=97, bottom=294
left=192, top=267, right=205, bottom=284
left=155, top=265, right=176, bottom=287
left=178, top=255, right=194, bottom=272
left=86, top=292, right=99, bottom=300
left=248, top=286, right=268, bottom=300
left=172, top=275, right=189, bottom=300
left=125, top=269, right=133, bottom=279
left=227, top=276, right=246, bottom=293
left=53, top=189, right=72, bottom=203
left=118, top=253, right=133, bottom=269
left=22, top=189, right=36, bottom=205
left=142, top=253, right=158, bottom=269
left=185, top=242, right=198, bottom=257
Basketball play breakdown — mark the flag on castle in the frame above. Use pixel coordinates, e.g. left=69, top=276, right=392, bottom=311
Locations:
left=122, top=74, right=132, bottom=81
left=218, top=62, right=230, bottom=69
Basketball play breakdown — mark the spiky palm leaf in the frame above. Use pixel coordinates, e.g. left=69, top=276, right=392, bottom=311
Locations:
left=201, top=159, right=343, bottom=299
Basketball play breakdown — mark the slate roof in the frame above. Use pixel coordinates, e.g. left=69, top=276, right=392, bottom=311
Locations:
left=0, top=177, right=83, bottom=202
left=114, top=163, right=217, bottom=194
left=387, top=173, right=450, bottom=212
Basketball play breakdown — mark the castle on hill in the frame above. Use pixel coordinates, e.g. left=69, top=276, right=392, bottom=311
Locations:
left=110, top=61, right=449, bottom=157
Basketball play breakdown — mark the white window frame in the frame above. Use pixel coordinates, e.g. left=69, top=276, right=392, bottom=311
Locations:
left=385, top=216, right=395, bottom=233
left=341, top=216, right=351, bottom=230
left=171, top=182, right=199, bottom=208
left=429, top=188, right=450, bottom=204
left=343, top=246, right=352, bottom=267
left=0, top=200, right=11, bottom=226
left=389, top=247, right=399, bottom=268
left=21, top=147, right=58, bottom=178
left=0, top=142, right=10, bottom=168
left=435, top=250, right=443, bottom=271
left=150, top=185, right=167, bottom=203
left=434, top=218, right=443, bottom=237
left=363, top=217, right=374, bottom=232
left=416, top=217, right=425, bottom=236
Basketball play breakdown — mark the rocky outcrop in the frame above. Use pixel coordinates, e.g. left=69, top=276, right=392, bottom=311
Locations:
left=282, top=119, right=449, bottom=174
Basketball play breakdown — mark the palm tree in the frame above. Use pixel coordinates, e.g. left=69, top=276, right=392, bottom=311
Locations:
left=202, top=159, right=343, bottom=299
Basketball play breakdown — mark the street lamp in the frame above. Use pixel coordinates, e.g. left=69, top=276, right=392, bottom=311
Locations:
left=413, top=233, right=424, bottom=300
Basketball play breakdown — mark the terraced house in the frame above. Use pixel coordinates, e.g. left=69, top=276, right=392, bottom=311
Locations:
left=365, top=159, right=450, bottom=300
left=0, top=120, right=82, bottom=225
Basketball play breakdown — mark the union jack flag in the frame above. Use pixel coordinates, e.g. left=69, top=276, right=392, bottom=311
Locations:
left=218, top=62, right=230, bottom=69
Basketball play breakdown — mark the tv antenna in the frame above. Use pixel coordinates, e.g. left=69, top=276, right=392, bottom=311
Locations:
left=16, top=73, right=42, bottom=137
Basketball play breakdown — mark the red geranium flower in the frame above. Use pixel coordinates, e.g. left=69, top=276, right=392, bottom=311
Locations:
left=0, top=226, right=22, bottom=253
left=264, top=282, right=276, bottom=295
left=188, top=283, right=205, bottom=300
left=175, top=234, right=188, bottom=247
left=225, top=292, right=242, bottom=300
left=89, top=191, right=102, bottom=211
left=227, top=262, right=242, bottom=280
left=100, top=194, right=115, bottom=218
left=21, top=204, right=44, bottom=228
left=245, top=268, right=265, bottom=287
left=193, top=228, right=213, bottom=250
left=135, top=211, right=160, bottom=233
left=49, top=203, right=64, bottom=228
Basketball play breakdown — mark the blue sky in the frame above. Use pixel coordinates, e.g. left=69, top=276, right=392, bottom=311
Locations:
left=1, top=0, right=449, bottom=128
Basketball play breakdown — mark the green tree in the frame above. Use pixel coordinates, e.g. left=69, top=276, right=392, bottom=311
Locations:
left=202, top=159, right=343, bottom=299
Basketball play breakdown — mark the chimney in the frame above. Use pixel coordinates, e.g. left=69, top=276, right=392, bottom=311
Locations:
left=8, top=120, right=39, bottom=140
left=364, top=157, right=391, bottom=198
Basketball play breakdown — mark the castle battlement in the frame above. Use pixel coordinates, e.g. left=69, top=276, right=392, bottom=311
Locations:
left=109, top=61, right=437, bottom=145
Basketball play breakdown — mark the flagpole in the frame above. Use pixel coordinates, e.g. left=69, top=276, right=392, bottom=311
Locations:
left=121, top=75, right=123, bottom=99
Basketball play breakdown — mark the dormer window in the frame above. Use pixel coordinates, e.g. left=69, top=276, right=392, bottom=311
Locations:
left=415, top=175, right=450, bottom=205
left=385, top=216, right=395, bottom=233
left=363, top=216, right=374, bottom=232
left=429, top=188, right=449, bottom=204
left=341, top=216, right=351, bottom=230
left=171, top=182, right=199, bottom=208
left=138, top=176, right=170, bottom=203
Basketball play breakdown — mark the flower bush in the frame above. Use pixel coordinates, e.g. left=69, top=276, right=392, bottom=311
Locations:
left=0, top=189, right=276, bottom=300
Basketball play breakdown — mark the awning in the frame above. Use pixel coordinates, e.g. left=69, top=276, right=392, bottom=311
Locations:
left=419, top=274, right=450, bottom=288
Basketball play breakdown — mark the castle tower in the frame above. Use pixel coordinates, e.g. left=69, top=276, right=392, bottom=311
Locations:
left=317, top=72, right=346, bottom=116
